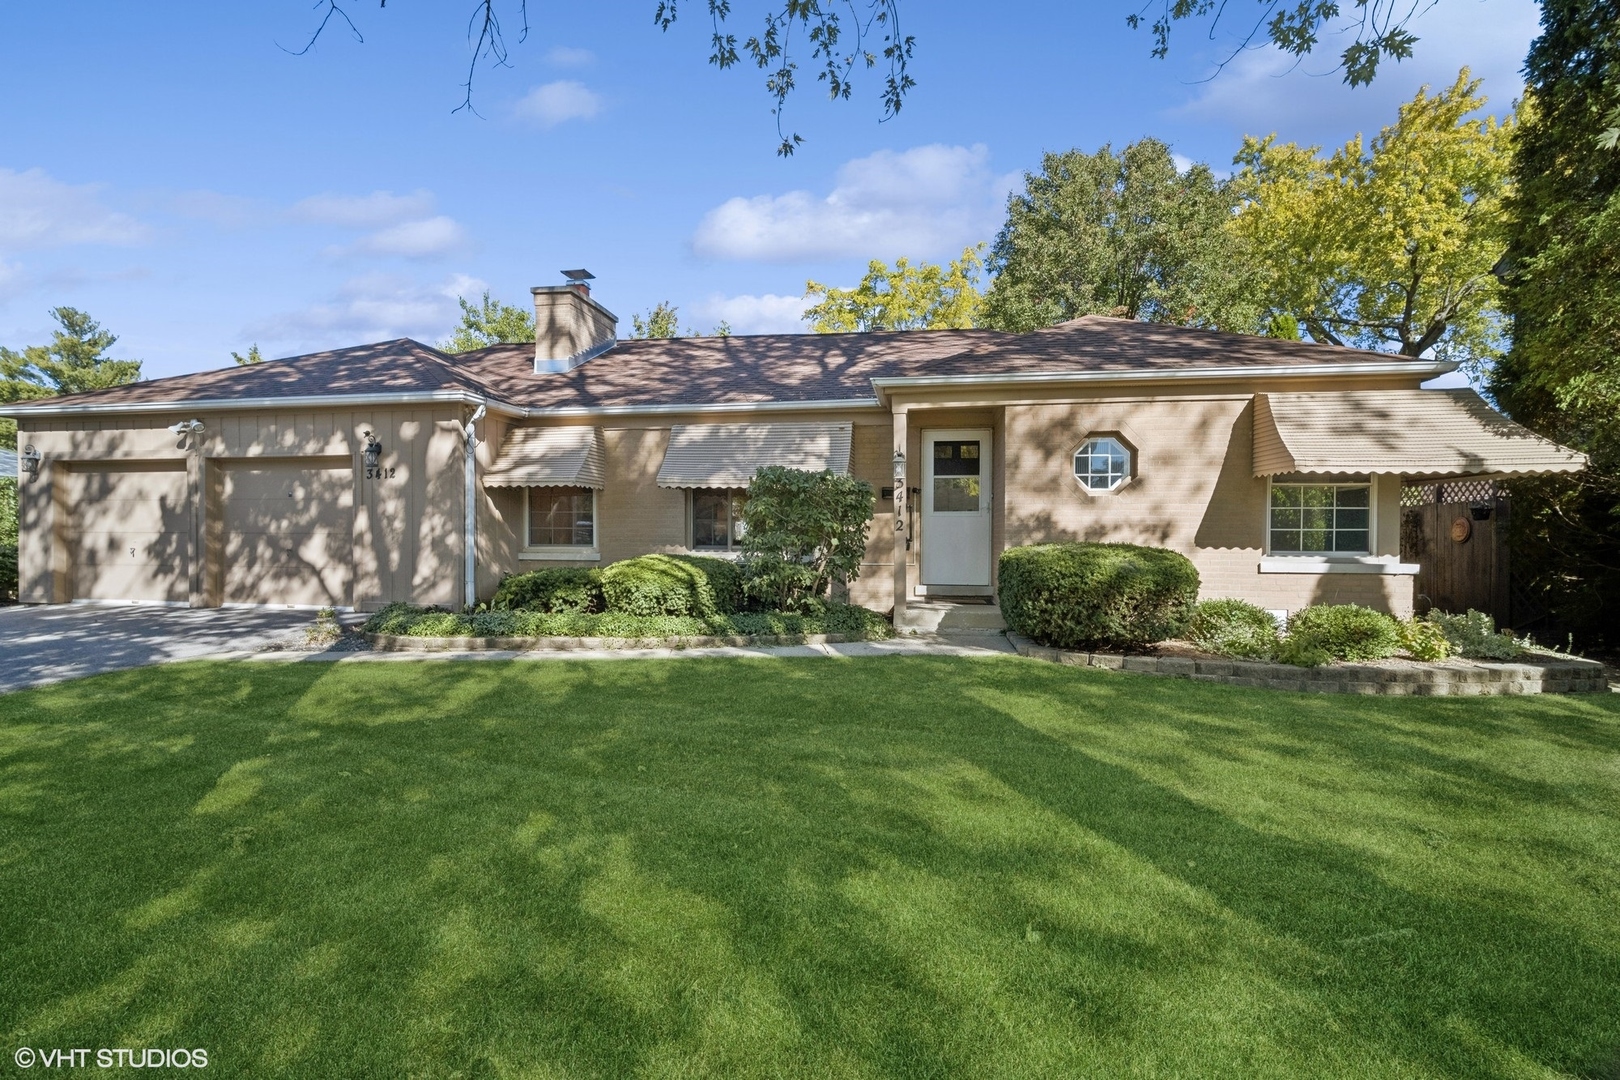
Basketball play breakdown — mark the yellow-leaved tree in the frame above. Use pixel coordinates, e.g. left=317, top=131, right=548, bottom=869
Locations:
left=1230, top=69, right=1515, bottom=374
left=804, top=247, right=983, bottom=333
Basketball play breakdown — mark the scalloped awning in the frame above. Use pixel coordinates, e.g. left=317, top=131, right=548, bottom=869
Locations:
left=656, top=422, right=853, bottom=488
left=483, top=426, right=605, bottom=488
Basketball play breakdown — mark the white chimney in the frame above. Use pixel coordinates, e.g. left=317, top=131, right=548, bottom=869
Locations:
left=532, top=269, right=618, bottom=373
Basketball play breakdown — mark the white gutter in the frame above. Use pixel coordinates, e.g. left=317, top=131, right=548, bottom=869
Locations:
left=524, top=397, right=884, bottom=418
left=868, top=358, right=1455, bottom=396
left=2, top=389, right=526, bottom=418
left=461, top=405, right=485, bottom=609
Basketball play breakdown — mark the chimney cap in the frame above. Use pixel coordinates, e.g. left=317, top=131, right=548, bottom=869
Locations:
left=561, top=268, right=595, bottom=283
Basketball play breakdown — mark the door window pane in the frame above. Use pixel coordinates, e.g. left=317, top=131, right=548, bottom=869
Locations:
left=528, top=487, right=594, bottom=547
left=932, top=440, right=983, bottom=512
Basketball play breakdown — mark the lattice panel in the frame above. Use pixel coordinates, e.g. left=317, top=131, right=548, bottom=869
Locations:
left=1400, top=477, right=1508, bottom=506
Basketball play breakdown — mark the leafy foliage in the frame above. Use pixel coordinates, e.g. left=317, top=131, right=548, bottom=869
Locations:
left=998, top=543, right=1200, bottom=650
left=1231, top=71, right=1514, bottom=374
left=361, top=601, right=892, bottom=640
left=1492, top=0, right=1620, bottom=647
left=983, top=139, right=1258, bottom=333
left=1282, top=605, right=1401, bottom=665
left=1397, top=617, right=1453, bottom=661
left=1187, top=598, right=1281, bottom=659
left=491, top=568, right=604, bottom=613
left=1, top=307, right=141, bottom=449
left=231, top=344, right=266, bottom=365
left=0, top=476, right=14, bottom=601
left=600, top=554, right=746, bottom=617
left=632, top=302, right=682, bottom=339
left=805, top=248, right=982, bottom=332
left=739, top=467, right=876, bottom=612
left=438, top=291, right=535, bottom=353
left=1428, top=609, right=1522, bottom=660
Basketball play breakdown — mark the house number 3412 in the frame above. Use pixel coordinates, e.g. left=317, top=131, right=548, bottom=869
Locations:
left=365, top=467, right=396, bottom=480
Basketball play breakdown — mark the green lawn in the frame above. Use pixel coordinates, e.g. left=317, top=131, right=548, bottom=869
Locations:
left=2, top=657, right=1618, bottom=1079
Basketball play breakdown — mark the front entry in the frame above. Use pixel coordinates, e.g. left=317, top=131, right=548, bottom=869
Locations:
left=921, top=429, right=992, bottom=588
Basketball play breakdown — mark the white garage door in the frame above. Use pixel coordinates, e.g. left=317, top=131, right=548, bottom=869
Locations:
left=67, top=462, right=191, bottom=603
left=221, top=458, right=355, bottom=607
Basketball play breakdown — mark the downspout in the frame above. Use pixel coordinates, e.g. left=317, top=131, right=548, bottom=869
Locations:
left=463, top=404, right=486, bottom=609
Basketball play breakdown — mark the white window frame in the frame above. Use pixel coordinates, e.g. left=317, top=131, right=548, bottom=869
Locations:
left=1072, top=434, right=1134, bottom=495
left=1258, top=476, right=1416, bottom=575
left=520, top=486, right=600, bottom=561
left=687, top=488, right=748, bottom=554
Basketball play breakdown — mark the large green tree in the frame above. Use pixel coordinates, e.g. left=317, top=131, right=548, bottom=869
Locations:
left=1230, top=70, right=1514, bottom=373
left=1491, top=0, right=1620, bottom=646
left=982, top=139, right=1257, bottom=333
left=438, top=291, right=536, bottom=353
left=804, top=248, right=982, bottom=332
left=0, top=308, right=142, bottom=449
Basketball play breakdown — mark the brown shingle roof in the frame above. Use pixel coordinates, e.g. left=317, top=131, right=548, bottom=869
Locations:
left=5, top=316, right=1437, bottom=415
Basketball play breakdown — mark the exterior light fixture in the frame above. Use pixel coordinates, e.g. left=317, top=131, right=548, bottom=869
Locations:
left=166, top=419, right=204, bottom=436
left=362, top=432, right=383, bottom=471
left=892, top=450, right=906, bottom=482
left=20, top=445, right=40, bottom=482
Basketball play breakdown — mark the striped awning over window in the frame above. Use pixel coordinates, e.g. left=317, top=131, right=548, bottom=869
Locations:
left=1252, top=390, right=1587, bottom=479
left=656, top=422, right=854, bottom=488
left=483, top=426, right=606, bottom=488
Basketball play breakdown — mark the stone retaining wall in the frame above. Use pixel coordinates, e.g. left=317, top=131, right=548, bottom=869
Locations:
left=365, top=632, right=850, bottom=652
left=1007, top=635, right=1608, bottom=695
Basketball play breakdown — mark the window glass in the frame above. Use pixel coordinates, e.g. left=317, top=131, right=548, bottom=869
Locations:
left=1073, top=437, right=1131, bottom=492
left=692, top=489, right=748, bottom=550
left=933, top=440, right=982, bottom=512
left=528, top=486, right=594, bottom=547
left=1268, top=483, right=1371, bottom=553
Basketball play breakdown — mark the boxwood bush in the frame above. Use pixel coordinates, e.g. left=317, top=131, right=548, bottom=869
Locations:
left=491, top=567, right=603, bottom=613
left=998, top=543, right=1199, bottom=649
left=1281, top=604, right=1401, bottom=665
left=1187, top=598, right=1281, bottom=659
left=599, top=554, right=746, bottom=617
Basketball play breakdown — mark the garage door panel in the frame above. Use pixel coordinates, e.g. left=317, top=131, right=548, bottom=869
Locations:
left=68, top=464, right=190, bottom=603
left=222, top=460, right=354, bottom=607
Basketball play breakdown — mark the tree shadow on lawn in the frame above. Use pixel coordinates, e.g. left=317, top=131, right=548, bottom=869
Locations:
left=1, top=656, right=1617, bottom=1079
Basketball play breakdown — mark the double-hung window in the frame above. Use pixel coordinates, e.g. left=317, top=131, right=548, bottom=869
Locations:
left=1268, top=480, right=1371, bottom=554
left=527, top=486, right=596, bottom=549
left=691, top=489, right=747, bottom=551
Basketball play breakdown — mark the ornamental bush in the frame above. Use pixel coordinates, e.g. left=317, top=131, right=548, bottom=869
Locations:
left=599, top=554, right=745, bottom=617
left=1396, top=616, right=1452, bottom=661
left=1428, top=609, right=1521, bottom=660
left=1282, top=604, right=1401, bottom=665
left=1187, top=598, right=1281, bottom=659
left=491, top=567, right=603, bottom=613
left=998, top=543, right=1200, bottom=649
left=741, top=466, right=876, bottom=612
left=359, top=602, right=892, bottom=641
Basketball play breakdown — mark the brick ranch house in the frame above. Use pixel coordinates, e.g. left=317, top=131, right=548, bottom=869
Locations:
left=4, top=274, right=1586, bottom=630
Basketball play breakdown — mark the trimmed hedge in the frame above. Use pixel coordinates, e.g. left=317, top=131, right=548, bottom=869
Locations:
left=1188, top=598, right=1281, bottom=659
left=1282, top=604, right=1401, bottom=665
left=599, top=554, right=745, bottom=617
left=998, top=543, right=1199, bottom=649
left=361, top=602, right=893, bottom=641
left=491, top=568, right=603, bottom=613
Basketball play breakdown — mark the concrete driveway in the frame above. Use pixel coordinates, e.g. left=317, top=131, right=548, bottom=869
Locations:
left=0, top=604, right=325, bottom=693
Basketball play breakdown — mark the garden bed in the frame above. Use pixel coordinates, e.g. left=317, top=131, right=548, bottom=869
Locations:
left=1008, top=634, right=1609, bottom=695
left=366, top=631, right=857, bottom=652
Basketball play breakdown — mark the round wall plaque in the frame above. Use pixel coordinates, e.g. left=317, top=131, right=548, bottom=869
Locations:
left=1450, top=516, right=1473, bottom=543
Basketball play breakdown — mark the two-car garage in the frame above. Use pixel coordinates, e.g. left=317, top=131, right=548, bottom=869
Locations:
left=62, top=458, right=356, bottom=607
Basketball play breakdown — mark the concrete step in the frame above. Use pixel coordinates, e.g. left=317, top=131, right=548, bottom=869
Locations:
left=896, top=600, right=1007, bottom=634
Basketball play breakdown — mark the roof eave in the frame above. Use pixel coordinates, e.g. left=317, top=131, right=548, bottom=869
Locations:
left=3, top=388, right=526, bottom=419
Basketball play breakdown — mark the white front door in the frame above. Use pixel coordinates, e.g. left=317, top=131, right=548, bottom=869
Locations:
left=921, top=429, right=992, bottom=587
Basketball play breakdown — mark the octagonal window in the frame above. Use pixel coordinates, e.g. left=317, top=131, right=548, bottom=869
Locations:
left=1074, top=436, right=1131, bottom=492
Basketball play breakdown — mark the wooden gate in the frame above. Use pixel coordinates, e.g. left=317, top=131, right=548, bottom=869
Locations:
left=1400, top=477, right=1511, bottom=623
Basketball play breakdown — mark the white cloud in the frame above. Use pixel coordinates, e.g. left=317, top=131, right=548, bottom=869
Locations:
left=515, top=81, right=604, bottom=127
left=346, top=216, right=468, bottom=259
left=545, top=46, right=595, bottom=67
left=1171, top=0, right=1538, bottom=145
left=0, top=167, right=150, bottom=251
left=248, top=273, right=485, bottom=350
left=696, top=293, right=811, bottom=335
left=166, top=190, right=265, bottom=228
left=288, top=189, right=436, bottom=228
left=692, top=144, right=1016, bottom=262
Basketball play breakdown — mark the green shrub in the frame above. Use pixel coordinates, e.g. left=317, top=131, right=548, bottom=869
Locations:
left=998, top=543, right=1200, bottom=649
left=0, top=542, right=15, bottom=603
left=741, top=466, right=876, bottom=612
left=1397, top=617, right=1453, bottom=661
left=1428, top=609, right=1521, bottom=660
left=361, top=601, right=892, bottom=641
left=599, top=554, right=745, bottom=617
left=1187, top=598, right=1281, bottom=659
left=491, top=567, right=603, bottom=613
left=1283, top=604, right=1401, bottom=665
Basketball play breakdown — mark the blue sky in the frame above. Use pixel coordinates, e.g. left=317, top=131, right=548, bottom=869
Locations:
left=0, top=0, right=1537, bottom=381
